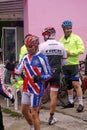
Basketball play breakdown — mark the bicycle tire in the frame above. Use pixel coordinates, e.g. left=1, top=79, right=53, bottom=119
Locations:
left=81, top=78, right=87, bottom=99
left=57, top=88, right=68, bottom=106
left=57, top=77, right=68, bottom=106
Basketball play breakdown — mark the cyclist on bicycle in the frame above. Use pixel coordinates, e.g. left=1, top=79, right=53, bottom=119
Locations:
left=39, top=27, right=67, bottom=125
left=59, top=20, right=85, bottom=112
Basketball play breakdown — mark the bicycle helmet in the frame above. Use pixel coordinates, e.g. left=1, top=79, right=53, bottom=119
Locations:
left=25, top=35, right=39, bottom=47
left=62, top=20, right=72, bottom=28
left=42, top=27, right=56, bottom=38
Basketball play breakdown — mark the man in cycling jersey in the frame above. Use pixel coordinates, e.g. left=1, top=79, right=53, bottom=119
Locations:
left=59, top=20, right=85, bottom=112
left=0, top=68, right=15, bottom=130
left=39, top=27, right=67, bottom=125
left=6, top=34, right=34, bottom=130
left=15, top=35, right=52, bottom=130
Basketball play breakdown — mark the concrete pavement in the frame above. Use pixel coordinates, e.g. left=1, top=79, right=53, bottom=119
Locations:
left=3, top=107, right=87, bottom=130
left=1, top=94, right=87, bottom=130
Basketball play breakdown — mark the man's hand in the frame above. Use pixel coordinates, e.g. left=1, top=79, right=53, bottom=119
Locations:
left=33, top=75, right=41, bottom=83
left=10, top=96, right=15, bottom=104
left=66, top=50, right=70, bottom=57
left=20, top=72, right=25, bottom=79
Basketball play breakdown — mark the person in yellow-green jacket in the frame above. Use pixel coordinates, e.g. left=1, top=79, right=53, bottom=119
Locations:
left=11, top=74, right=23, bottom=91
left=59, top=20, right=85, bottom=112
left=19, top=44, right=27, bottom=62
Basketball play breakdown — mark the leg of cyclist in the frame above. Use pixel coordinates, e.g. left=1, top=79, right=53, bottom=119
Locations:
left=50, top=90, right=58, bottom=112
left=67, top=89, right=74, bottom=104
left=71, top=66, right=84, bottom=112
left=48, top=76, right=60, bottom=125
left=72, top=80, right=84, bottom=112
left=32, top=107, right=40, bottom=130
left=62, top=65, right=75, bottom=108
left=62, top=65, right=84, bottom=112
left=31, top=93, right=41, bottom=130
left=49, top=88, right=58, bottom=125
left=63, top=78, right=74, bottom=108
left=21, top=92, right=34, bottom=130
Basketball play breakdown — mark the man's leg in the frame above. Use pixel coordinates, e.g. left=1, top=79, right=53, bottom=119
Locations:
left=63, top=78, right=74, bottom=108
left=21, top=92, right=34, bottom=130
left=32, top=107, right=40, bottom=130
left=50, top=90, right=57, bottom=113
left=21, top=104, right=34, bottom=125
left=67, top=89, right=74, bottom=103
left=49, top=90, right=58, bottom=125
left=0, top=105, right=4, bottom=130
left=72, top=81, right=84, bottom=112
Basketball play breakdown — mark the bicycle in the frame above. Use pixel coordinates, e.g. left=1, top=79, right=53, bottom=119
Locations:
left=57, top=73, right=68, bottom=106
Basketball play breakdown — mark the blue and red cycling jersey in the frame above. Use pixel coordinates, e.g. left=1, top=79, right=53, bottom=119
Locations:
left=15, top=52, right=52, bottom=96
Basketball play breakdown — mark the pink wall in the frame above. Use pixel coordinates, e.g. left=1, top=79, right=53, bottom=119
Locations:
left=24, top=0, right=87, bottom=60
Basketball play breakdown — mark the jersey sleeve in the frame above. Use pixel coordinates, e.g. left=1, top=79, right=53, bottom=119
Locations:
left=39, top=54, right=52, bottom=81
left=70, top=36, right=85, bottom=56
left=61, top=44, right=68, bottom=66
left=15, top=58, right=24, bottom=74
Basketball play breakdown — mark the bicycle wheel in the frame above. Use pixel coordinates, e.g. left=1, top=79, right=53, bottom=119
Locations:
left=82, top=78, right=87, bottom=99
left=57, top=77, right=68, bottom=106
left=58, top=88, right=68, bottom=106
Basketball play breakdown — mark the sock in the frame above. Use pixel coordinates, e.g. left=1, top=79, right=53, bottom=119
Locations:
left=30, top=125, right=34, bottom=130
left=50, top=113, right=54, bottom=119
left=68, top=95, right=74, bottom=103
left=78, top=97, right=83, bottom=106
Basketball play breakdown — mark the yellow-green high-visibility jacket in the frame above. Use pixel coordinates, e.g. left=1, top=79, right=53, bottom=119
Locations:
left=59, top=33, right=85, bottom=65
left=12, top=76, right=23, bottom=89
left=19, top=45, right=27, bottom=62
